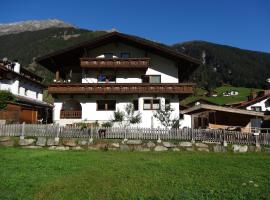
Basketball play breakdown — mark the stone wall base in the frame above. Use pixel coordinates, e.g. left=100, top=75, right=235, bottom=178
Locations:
left=0, top=136, right=268, bottom=153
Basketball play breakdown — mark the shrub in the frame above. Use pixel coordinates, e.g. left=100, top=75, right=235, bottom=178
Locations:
left=0, top=90, right=15, bottom=110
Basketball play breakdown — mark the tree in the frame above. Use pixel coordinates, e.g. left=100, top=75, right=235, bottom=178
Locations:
left=111, top=104, right=141, bottom=128
left=153, top=104, right=179, bottom=129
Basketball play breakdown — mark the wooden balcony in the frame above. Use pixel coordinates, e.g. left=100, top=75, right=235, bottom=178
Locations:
left=80, top=58, right=150, bottom=69
left=60, top=110, right=82, bottom=119
left=48, top=83, right=195, bottom=95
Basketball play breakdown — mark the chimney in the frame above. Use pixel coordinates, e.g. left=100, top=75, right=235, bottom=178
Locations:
left=13, top=61, right=20, bottom=73
left=248, top=89, right=257, bottom=100
left=264, top=90, right=270, bottom=95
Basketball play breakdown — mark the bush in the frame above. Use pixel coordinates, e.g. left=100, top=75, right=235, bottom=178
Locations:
left=102, top=122, right=113, bottom=128
left=0, top=90, right=15, bottom=110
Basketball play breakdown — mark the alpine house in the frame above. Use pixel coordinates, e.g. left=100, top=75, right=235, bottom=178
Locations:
left=36, top=32, right=200, bottom=128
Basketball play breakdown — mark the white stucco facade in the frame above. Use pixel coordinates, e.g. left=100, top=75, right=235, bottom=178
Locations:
left=0, top=62, right=44, bottom=101
left=53, top=95, right=180, bottom=128
left=245, top=97, right=270, bottom=112
left=51, top=40, right=196, bottom=128
left=179, top=114, right=192, bottom=128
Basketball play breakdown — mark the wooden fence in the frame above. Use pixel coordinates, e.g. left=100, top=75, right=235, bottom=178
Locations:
left=0, top=124, right=270, bottom=145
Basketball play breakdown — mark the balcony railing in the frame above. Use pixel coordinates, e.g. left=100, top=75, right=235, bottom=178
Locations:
left=80, top=58, right=150, bottom=69
left=48, top=83, right=195, bottom=94
left=60, top=110, right=82, bottom=119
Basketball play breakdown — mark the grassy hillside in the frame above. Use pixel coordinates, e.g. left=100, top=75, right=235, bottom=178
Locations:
left=181, top=86, right=262, bottom=106
left=173, top=41, right=270, bottom=89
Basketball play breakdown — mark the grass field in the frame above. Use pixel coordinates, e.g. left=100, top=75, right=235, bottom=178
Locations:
left=0, top=148, right=270, bottom=200
left=181, top=86, right=262, bottom=106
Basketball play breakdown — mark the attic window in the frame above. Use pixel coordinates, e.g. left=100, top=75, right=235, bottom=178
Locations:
left=142, top=75, right=161, bottom=83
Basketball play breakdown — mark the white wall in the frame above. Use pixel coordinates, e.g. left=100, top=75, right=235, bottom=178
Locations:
left=53, top=95, right=180, bottom=128
left=81, top=41, right=179, bottom=83
left=179, top=114, right=192, bottom=128
left=18, top=81, right=43, bottom=101
left=246, top=97, right=270, bottom=112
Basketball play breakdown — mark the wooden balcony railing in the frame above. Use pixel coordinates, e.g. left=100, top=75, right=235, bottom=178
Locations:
left=80, top=58, right=150, bottom=69
left=48, top=83, right=195, bottom=94
left=60, top=110, right=82, bottom=119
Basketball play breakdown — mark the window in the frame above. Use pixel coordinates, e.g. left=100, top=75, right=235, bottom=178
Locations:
left=24, top=89, right=28, bottom=96
left=36, top=93, right=39, bottom=99
left=133, top=99, right=139, bottom=110
left=120, top=52, right=130, bottom=58
left=104, top=53, right=113, bottom=59
left=142, top=75, right=161, bottom=83
left=97, top=100, right=116, bottom=111
left=251, top=106, right=262, bottom=112
left=152, top=99, right=160, bottom=109
left=97, top=74, right=116, bottom=82
left=143, top=99, right=160, bottom=110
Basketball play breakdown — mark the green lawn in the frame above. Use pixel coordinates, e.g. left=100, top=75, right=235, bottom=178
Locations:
left=0, top=148, right=270, bottom=200
left=181, top=86, right=263, bottom=106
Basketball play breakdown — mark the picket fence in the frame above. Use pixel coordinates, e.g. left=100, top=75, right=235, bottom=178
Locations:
left=0, top=124, right=270, bottom=145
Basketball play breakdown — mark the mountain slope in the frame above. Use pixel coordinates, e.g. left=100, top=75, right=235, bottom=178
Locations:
left=173, top=41, right=270, bottom=89
left=0, top=27, right=106, bottom=83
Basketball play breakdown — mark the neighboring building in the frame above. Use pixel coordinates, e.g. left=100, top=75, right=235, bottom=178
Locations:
left=179, top=98, right=218, bottom=128
left=36, top=32, right=200, bottom=127
left=236, top=90, right=270, bottom=112
left=181, top=104, right=265, bottom=132
left=0, top=59, right=52, bottom=123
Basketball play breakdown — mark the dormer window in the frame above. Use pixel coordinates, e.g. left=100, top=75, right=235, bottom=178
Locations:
left=104, top=53, right=113, bottom=59
left=120, top=52, right=130, bottom=58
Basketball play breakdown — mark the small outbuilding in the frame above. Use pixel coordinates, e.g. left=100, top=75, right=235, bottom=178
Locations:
left=181, top=104, right=265, bottom=132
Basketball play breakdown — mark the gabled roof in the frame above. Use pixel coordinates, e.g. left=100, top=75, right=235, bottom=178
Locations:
left=181, top=103, right=265, bottom=117
left=235, top=94, right=270, bottom=109
left=0, top=65, right=46, bottom=88
left=36, top=31, right=201, bottom=71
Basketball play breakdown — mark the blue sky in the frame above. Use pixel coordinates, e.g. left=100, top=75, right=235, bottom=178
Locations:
left=1, top=0, right=270, bottom=52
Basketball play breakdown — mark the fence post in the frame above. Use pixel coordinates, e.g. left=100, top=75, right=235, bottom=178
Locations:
left=157, top=128, right=161, bottom=143
left=55, top=124, right=60, bottom=142
left=254, top=131, right=260, bottom=149
left=123, top=127, right=128, bottom=143
left=88, top=127, right=93, bottom=144
left=20, top=122, right=25, bottom=140
left=191, top=129, right=195, bottom=144
left=223, top=130, right=227, bottom=147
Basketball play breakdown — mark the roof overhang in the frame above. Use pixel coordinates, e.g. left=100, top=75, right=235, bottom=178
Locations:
left=181, top=104, right=265, bottom=117
left=14, top=95, right=53, bottom=108
left=36, top=32, right=201, bottom=72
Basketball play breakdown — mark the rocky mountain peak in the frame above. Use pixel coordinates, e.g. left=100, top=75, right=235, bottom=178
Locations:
left=0, top=19, right=75, bottom=36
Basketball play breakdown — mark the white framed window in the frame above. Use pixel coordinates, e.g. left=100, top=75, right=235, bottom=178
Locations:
left=143, top=99, right=160, bottom=110
left=251, top=106, right=262, bottom=112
